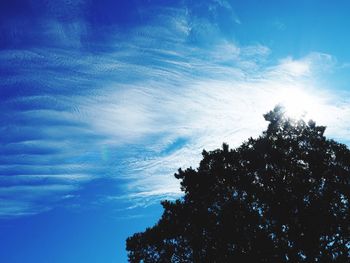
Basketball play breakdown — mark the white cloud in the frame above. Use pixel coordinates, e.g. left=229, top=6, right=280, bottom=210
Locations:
left=0, top=200, right=48, bottom=217
left=1, top=5, right=349, bottom=217
left=79, top=46, right=347, bottom=205
left=277, top=57, right=311, bottom=76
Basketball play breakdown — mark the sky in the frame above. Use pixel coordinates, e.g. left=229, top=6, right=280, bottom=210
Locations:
left=1, top=0, right=350, bottom=262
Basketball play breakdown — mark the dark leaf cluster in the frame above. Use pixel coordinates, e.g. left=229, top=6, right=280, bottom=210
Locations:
left=126, top=106, right=350, bottom=262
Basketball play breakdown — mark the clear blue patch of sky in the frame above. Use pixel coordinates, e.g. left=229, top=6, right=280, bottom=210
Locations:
left=231, top=0, right=350, bottom=62
left=160, top=137, right=189, bottom=155
left=0, top=201, right=163, bottom=263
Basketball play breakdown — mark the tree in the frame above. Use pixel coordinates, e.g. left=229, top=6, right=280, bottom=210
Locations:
left=126, top=106, right=350, bottom=262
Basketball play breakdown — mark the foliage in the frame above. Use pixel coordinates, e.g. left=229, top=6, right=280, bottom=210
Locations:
left=126, top=106, right=350, bottom=262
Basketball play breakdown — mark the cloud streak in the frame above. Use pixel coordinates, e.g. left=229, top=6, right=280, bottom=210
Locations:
left=1, top=2, right=350, bottom=217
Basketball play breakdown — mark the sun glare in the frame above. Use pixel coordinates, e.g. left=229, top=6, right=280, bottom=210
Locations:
left=275, top=88, right=323, bottom=121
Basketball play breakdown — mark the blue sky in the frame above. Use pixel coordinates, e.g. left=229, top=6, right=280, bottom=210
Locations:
left=1, top=0, right=350, bottom=262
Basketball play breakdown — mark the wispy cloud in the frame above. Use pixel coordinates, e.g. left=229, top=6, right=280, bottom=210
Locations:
left=1, top=2, right=349, bottom=217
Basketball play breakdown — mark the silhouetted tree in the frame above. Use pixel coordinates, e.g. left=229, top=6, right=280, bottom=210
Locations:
left=126, top=106, right=350, bottom=262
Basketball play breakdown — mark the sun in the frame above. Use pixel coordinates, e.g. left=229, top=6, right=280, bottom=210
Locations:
left=274, top=87, right=323, bottom=121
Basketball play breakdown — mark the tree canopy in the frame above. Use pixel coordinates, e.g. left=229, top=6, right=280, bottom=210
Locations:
left=126, top=106, right=350, bottom=262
